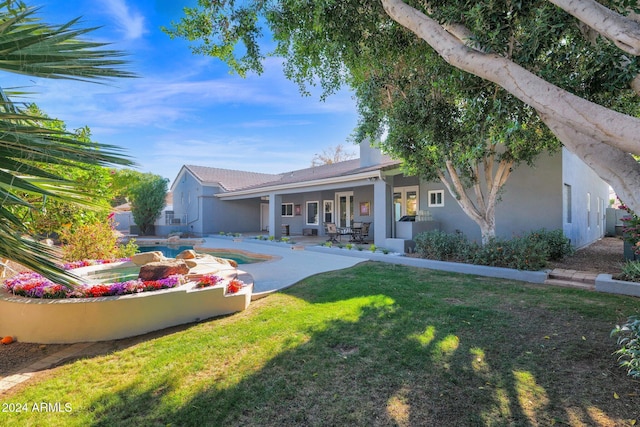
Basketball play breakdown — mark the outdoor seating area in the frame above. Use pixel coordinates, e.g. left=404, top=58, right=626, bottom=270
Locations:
left=323, top=222, right=372, bottom=244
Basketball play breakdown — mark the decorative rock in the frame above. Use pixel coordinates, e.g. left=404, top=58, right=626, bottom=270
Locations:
left=167, top=235, right=180, bottom=243
left=131, top=251, right=165, bottom=266
left=176, top=249, right=197, bottom=260
left=138, top=260, right=190, bottom=281
left=184, top=259, right=198, bottom=268
left=214, top=257, right=238, bottom=268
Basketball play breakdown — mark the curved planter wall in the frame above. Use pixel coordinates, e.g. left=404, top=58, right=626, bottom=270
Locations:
left=0, top=268, right=253, bottom=344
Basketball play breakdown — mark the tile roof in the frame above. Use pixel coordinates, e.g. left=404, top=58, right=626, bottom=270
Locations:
left=184, top=155, right=401, bottom=193
left=183, top=165, right=281, bottom=191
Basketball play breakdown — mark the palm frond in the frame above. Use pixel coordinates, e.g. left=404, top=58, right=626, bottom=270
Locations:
left=0, top=219, right=81, bottom=286
left=0, top=1, right=137, bottom=287
left=0, top=2, right=136, bottom=81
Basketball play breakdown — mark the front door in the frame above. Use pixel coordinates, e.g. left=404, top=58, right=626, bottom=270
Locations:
left=336, top=192, right=354, bottom=228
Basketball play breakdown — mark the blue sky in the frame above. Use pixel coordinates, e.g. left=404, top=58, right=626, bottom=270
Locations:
left=12, top=1, right=360, bottom=183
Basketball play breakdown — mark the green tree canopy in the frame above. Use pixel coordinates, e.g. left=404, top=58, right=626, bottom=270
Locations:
left=0, top=1, right=135, bottom=286
left=129, top=174, right=169, bottom=236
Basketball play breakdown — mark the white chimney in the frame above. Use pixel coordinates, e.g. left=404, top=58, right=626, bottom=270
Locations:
left=359, top=139, right=382, bottom=167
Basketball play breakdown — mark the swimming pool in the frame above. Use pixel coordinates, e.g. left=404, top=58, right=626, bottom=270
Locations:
left=138, top=245, right=194, bottom=258
left=138, top=246, right=270, bottom=264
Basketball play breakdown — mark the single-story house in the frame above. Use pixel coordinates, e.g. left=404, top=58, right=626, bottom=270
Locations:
left=168, top=143, right=609, bottom=252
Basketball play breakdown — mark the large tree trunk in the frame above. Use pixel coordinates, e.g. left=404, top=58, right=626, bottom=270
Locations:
left=437, top=158, right=511, bottom=245
left=380, top=0, right=640, bottom=213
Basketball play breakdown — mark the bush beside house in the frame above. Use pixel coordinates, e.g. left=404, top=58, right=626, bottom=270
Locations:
left=414, top=229, right=574, bottom=271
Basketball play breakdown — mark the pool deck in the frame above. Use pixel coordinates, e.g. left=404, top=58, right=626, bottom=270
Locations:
left=197, top=236, right=365, bottom=296
left=196, top=235, right=551, bottom=298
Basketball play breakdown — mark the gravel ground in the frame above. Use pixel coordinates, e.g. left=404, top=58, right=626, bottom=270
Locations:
left=548, top=236, right=626, bottom=275
left=0, top=237, right=629, bottom=381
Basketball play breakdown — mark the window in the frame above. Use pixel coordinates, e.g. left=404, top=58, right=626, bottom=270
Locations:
left=323, top=200, right=334, bottom=223
left=564, top=184, right=572, bottom=224
left=306, top=201, right=319, bottom=225
left=394, top=186, right=420, bottom=218
left=281, top=203, right=293, bottom=217
left=428, top=190, right=444, bottom=207
left=587, top=192, right=591, bottom=229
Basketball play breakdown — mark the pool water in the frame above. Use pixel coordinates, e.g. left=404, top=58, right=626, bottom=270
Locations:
left=84, top=266, right=141, bottom=284
left=139, top=245, right=194, bottom=258
left=138, top=246, right=268, bottom=264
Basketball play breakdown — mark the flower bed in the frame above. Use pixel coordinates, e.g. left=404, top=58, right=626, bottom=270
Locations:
left=4, top=272, right=184, bottom=299
left=0, top=260, right=253, bottom=343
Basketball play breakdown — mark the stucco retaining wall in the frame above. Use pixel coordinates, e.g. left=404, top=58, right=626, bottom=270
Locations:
left=595, top=274, right=640, bottom=298
left=0, top=270, right=252, bottom=344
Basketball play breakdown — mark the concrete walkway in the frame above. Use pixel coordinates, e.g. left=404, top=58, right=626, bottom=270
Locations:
left=197, top=237, right=366, bottom=295
left=196, top=236, right=553, bottom=296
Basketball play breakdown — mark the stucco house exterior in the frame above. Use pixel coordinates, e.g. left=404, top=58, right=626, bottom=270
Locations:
left=168, top=144, right=609, bottom=252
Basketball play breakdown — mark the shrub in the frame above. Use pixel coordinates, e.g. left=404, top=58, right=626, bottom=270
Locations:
left=414, top=228, right=571, bottom=270
left=414, top=230, right=471, bottom=261
left=471, top=237, right=549, bottom=271
left=526, top=228, right=574, bottom=261
left=617, top=261, right=640, bottom=282
left=611, top=316, right=640, bottom=379
left=60, top=221, right=137, bottom=262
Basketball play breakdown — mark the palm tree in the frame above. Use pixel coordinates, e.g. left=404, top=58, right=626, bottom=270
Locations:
left=0, top=1, right=136, bottom=286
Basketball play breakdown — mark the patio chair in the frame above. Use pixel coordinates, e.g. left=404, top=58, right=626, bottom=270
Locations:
left=350, top=222, right=363, bottom=243
left=324, top=222, right=339, bottom=243
left=351, top=222, right=371, bottom=243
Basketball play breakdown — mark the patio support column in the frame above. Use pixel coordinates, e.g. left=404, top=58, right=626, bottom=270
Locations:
left=373, top=178, right=392, bottom=247
left=268, top=193, right=282, bottom=240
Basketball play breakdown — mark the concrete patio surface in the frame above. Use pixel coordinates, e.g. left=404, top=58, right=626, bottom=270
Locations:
left=197, top=236, right=366, bottom=296
left=196, top=235, right=551, bottom=297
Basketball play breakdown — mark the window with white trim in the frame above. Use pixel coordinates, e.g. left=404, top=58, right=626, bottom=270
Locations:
left=428, top=190, right=444, bottom=207
left=306, top=201, right=319, bottom=225
left=281, top=203, right=294, bottom=217
left=323, top=200, right=334, bottom=223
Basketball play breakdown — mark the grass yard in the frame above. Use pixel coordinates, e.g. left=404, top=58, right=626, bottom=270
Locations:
left=1, top=261, right=639, bottom=426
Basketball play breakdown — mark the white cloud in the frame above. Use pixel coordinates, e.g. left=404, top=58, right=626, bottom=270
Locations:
left=99, top=0, right=146, bottom=40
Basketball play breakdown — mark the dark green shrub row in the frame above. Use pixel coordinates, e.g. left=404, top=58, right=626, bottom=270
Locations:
left=413, top=230, right=469, bottom=262
left=414, top=229, right=574, bottom=271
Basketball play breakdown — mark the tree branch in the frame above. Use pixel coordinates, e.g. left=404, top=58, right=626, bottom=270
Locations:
left=547, top=0, right=640, bottom=56
left=442, top=161, right=484, bottom=225
left=380, top=0, right=640, bottom=156
left=540, top=112, right=640, bottom=211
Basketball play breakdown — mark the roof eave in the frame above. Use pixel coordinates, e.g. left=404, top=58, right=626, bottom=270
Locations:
left=217, top=170, right=384, bottom=199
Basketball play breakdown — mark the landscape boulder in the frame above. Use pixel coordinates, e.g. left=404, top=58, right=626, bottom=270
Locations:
left=176, top=249, right=197, bottom=260
left=138, top=260, right=190, bottom=281
left=131, top=251, right=164, bottom=266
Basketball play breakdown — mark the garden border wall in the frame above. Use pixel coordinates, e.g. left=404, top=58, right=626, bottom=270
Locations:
left=0, top=269, right=252, bottom=344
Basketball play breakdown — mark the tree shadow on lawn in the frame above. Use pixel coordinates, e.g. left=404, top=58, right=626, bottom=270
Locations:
left=84, top=262, right=640, bottom=426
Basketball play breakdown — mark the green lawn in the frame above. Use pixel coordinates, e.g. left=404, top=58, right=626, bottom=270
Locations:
left=2, top=262, right=639, bottom=426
